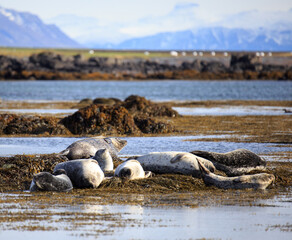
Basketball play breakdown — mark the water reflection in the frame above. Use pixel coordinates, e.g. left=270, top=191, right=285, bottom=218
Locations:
left=0, top=191, right=291, bottom=240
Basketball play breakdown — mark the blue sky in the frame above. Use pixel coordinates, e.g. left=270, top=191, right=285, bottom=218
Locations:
left=1, top=0, right=292, bottom=45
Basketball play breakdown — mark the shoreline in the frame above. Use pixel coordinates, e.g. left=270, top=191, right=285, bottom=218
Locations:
left=1, top=51, right=292, bottom=80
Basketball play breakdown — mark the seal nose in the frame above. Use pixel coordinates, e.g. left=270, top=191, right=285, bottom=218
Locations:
left=120, top=168, right=132, bottom=178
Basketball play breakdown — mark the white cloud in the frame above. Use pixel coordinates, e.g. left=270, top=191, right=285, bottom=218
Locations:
left=120, top=3, right=204, bottom=36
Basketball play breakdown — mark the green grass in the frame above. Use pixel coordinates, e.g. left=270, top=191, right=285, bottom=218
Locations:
left=0, top=47, right=291, bottom=59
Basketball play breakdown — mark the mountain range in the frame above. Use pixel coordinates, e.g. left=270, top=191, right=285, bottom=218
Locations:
left=0, top=5, right=292, bottom=51
left=113, top=28, right=292, bottom=51
left=0, top=6, right=80, bottom=48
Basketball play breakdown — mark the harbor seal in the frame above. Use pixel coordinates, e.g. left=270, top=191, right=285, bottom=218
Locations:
left=59, top=136, right=127, bottom=160
left=114, top=160, right=152, bottom=180
left=134, top=152, right=215, bottom=178
left=93, top=148, right=114, bottom=172
left=29, top=169, right=73, bottom=192
left=197, top=158, right=275, bottom=190
left=190, top=149, right=266, bottom=176
left=54, top=159, right=104, bottom=188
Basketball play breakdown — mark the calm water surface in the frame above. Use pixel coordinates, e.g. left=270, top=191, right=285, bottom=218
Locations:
left=1, top=80, right=291, bottom=101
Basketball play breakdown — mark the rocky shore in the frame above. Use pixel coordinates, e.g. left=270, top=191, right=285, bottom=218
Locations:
left=1, top=51, right=291, bottom=80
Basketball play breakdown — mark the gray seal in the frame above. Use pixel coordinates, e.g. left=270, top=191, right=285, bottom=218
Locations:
left=134, top=151, right=215, bottom=178
left=93, top=148, right=113, bottom=172
left=197, top=158, right=275, bottom=190
left=59, top=136, right=127, bottom=160
left=54, top=159, right=104, bottom=188
left=190, top=149, right=266, bottom=176
left=114, top=159, right=152, bottom=180
left=29, top=169, right=73, bottom=192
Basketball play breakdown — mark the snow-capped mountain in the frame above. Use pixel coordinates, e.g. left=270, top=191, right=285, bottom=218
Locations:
left=0, top=6, right=80, bottom=48
left=114, top=27, right=292, bottom=51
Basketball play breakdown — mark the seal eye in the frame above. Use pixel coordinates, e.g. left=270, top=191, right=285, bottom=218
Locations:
left=53, top=169, right=67, bottom=176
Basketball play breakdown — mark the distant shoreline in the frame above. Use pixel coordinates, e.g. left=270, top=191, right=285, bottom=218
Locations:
left=0, top=49, right=291, bottom=80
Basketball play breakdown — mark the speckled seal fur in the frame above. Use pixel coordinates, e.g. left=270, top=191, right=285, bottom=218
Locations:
left=134, top=151, right=215, bottom=178
left=54, top=159, right=104, bottom=188
left=59, top=137, right=127, bottom=160
left=197, top=158, right=274, bottom=190
left=191, top=149, right=266, bottom=176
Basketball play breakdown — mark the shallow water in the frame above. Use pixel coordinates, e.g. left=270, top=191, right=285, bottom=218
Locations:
left=174, top=105, right=292, bottom=116
left=0, top=190, right=291, bottom=240
left=0, top=136, right=291, bottom=161
left=1, top=105, right=291, bottom=116
left=1, top=80, right=291, bottom=101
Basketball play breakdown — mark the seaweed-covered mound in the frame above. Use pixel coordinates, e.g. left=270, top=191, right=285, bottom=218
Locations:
left=122, top=95, right=179, bottom=117
left=0, top=96, right=178, bottom=136
left=134, top=115, right=176, bottom=134
left=61, top=103, right=176, bottom=135
left=61, top=95, right=178, bottom=135
left=0, top=114, right=69, bottom=135
left=61, top=105, right=139, bottom=135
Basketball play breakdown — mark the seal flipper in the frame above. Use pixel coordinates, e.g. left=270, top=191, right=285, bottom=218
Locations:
left=170, top=153, right=186, bottom=163
left=59, top=149, right=70, bottom=156
left=197, top=158, right=211, bottom=175
left=144, top=171, right=152, bottom=178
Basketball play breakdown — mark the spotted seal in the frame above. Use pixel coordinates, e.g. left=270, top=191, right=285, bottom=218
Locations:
left=29, top=169, right=73, bottom=192
left=134, top=151, right=215, bottom=178
left=114, top=160, right=152, bottom=180
left=54, top=159, right=104, bottom=188
left=93, top=148, right=114, bottom=172
left=197, top=158, right=275, bottom=190
left=190, top=149, right=266, bottom=176
left=59, top=137, right=127, bottom=160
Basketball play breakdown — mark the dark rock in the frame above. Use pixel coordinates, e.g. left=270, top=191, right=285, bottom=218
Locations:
left=201, top=61, right=227, bottom=73
left=229, top=53, right=260, bottom=72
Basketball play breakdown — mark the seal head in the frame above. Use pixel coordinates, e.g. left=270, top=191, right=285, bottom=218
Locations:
left=29, top=169, right=73, bottom=192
